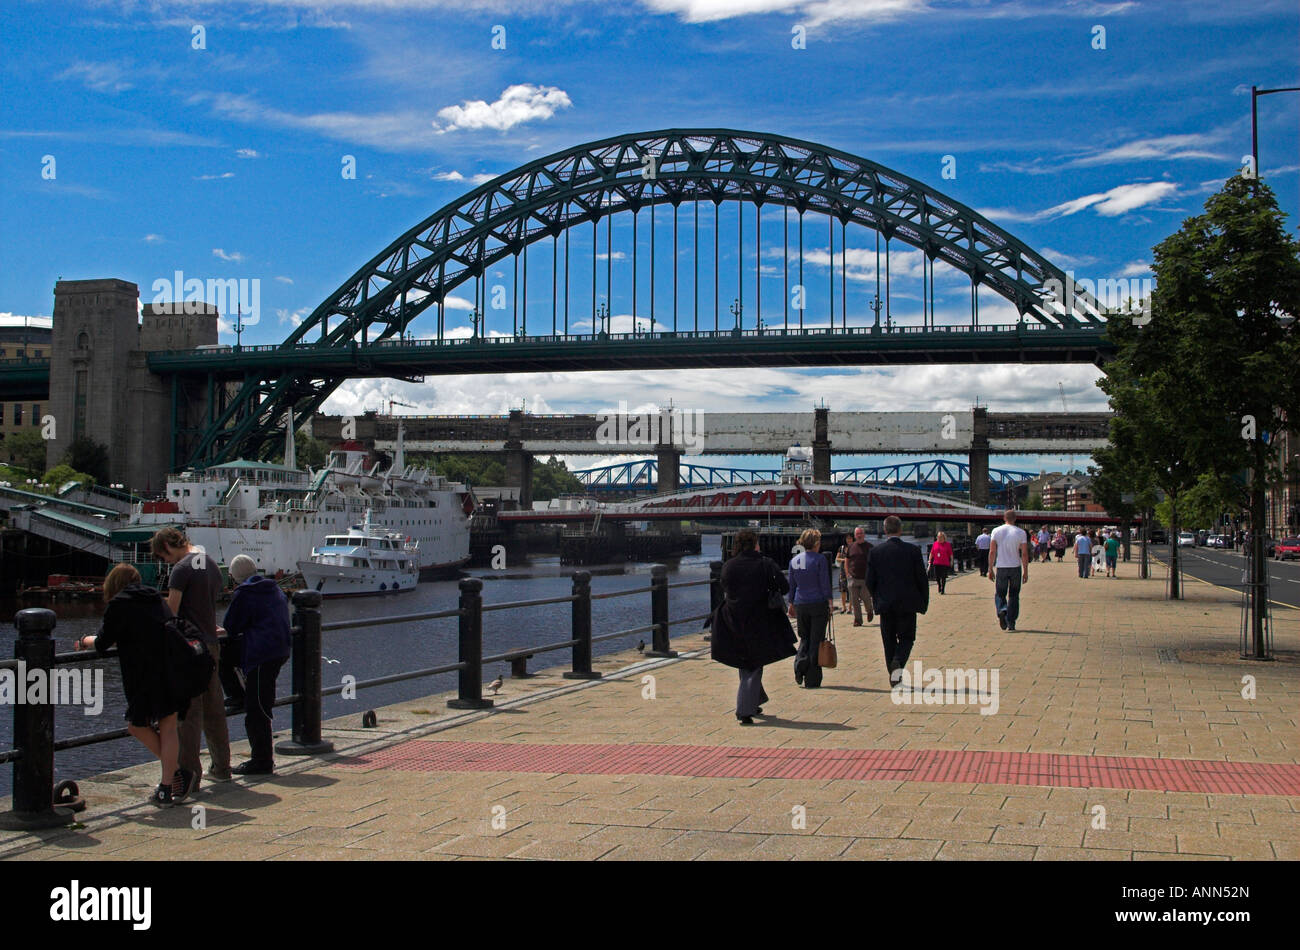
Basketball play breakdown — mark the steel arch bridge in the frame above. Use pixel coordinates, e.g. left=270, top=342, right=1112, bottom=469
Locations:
left=167, top=129, right=1115, bottom=468
left=572, top=457, right=1038, bottom=493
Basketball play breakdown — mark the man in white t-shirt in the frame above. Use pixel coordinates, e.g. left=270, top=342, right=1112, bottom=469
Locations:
left=974, top=528, right=992, bottom=576
left=987, top=509, right=1029, bottom=631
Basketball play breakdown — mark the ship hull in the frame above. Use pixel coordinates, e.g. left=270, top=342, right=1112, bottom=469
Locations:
left=296, top=560, right=419, bottom=598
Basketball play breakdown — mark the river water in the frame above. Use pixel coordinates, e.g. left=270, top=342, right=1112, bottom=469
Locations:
left=0, top=537, right=723, bottom=798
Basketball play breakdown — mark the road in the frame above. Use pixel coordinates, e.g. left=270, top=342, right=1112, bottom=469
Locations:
left=1146, top=544, right=1300, bottom=610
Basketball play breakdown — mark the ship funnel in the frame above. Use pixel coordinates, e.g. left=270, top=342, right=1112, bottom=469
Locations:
left=394, top=420, right=406, bottom=472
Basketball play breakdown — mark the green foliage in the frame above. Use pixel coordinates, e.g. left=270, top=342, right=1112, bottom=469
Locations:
left=6, top=430, right=47, bottom=475
left=410, top=453, right=506, bottom=487
left=60, top=438, right=109, bottom=483
left=532, top=455, right=583, bottom=502
left=1022, top=493, right=1044, bottom=511
left=39, top=463, right=93, bottom=493
left=269, top=431, right=332, bottom=469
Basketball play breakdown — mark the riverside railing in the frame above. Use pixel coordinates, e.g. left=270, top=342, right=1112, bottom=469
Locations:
left=0, top=563, right=719, bottom=829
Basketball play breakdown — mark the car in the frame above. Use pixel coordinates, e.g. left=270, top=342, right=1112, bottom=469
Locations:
left=1149, top=528, right=1167, bottom=544
left=1276, top=538, right=1300, bottom=561
left=1178, top=532, right=1196, bottom=547
left=1207, top=534, right=1228, bottom=549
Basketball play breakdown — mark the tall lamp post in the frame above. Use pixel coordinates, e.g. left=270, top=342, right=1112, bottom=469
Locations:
left=730, top=298, right=743, bottom=335
left=1251, top=84, right=1300, bottom=180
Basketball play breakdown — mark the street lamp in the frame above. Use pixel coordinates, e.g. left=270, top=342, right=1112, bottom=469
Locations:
left=730, top=298, right=743, bottom=334
left=870, top=295, right=883, bottom=333
left=596, top=301, right=610, bottom=336
left=1251, top=84, right=1300, bottom=180
left=234, top=304, right=248, bottom=351
left=470, top=308, right=482, bottom=339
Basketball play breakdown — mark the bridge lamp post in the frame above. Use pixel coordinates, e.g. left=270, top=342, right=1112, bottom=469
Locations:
left=870, top=295, right=883, bottom=334
left=730, top=298, right=743, bottom=335
left=596, top=302, right=610, bottom=337
left=470, top=308, right=482, bottom=339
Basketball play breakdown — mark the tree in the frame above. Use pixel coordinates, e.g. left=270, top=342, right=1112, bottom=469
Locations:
left=6, top=430, right=47, bottom=475
left=1022, top=493, right=1044, bottom=511
left=41, top=463, right=94, bottom=493
left=59, top=438, right=109, bottom=483
left=532, top=456, right=583, bottom=502
left=1095, top=175, right=1300, bottom=637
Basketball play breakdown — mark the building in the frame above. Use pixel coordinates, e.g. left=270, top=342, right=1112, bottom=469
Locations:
left=46, top=279, right=218, bottom=491
left=1268, top=419, right=1299, bottom=538
left=1041, top=473, right=1088, bottom=510
left=0, top=317, right=52, bottom=467
left=1065, top=476, right=1105, bottom=512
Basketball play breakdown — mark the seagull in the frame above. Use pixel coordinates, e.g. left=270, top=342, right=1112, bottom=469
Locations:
left=637, top=640, right=646, bottom=653
left=322, top=655, right=341, bottom=665
left=488, top=676, right=503, bottom=696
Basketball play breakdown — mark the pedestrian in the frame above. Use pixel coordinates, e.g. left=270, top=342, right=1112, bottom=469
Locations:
left=1091, top=531, right=1105, bottom=577
left=786, top=529, right=835, bottom=689
left=843, top=526, right=875, bottom=626
left=221, top=555, right=292, bottom=775
left=1104, top=531, right=1121, bottom=577
left=1073, top=529, right=1093, bottom=578
left=866, top=516, right=929, bottom=686
left=928, top=531, right=953, bottom=594
left=987, top=509, right=1029, bottom=631
left=709, top=529, right=797, bottom=724
left=75, top=564, right=192, bottom=807
left=1052, top=529, right=1067, bottom=562
left=834, top=538, right=850, bottom=614
left=975, top=527, right=992, bottom=576
left=151, top=527, right=231, bottom=796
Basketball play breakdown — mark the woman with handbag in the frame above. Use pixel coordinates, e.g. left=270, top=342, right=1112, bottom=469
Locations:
left=928, top=532, right=954, bottom=594
left=710, top=529, right=798, bottom=724
left=786, top=528, right=835, bottom=688
left=75, top=563, right=193, bottom=807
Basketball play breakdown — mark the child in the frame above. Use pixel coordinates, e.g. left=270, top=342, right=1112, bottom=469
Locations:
left=77, top=564, right=194, bottom=806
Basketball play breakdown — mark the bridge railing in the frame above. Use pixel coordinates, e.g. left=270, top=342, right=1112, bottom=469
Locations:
left=0, top=565, right=716, bottom=826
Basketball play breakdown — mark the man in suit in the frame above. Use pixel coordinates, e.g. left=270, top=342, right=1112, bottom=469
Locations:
left=866, top=515, right=930, bottom=686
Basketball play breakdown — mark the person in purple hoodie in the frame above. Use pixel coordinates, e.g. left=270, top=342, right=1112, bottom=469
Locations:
left=786, top=528, right=835, bottom=689
left=221, top=555, right=292, bottom=775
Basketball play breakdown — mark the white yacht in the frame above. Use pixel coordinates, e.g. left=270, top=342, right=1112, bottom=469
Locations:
left=297, top=511, right=420, bottom=597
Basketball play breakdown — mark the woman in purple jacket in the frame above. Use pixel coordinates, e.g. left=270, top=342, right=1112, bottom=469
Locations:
left=787, top=528, right=835, bottom=688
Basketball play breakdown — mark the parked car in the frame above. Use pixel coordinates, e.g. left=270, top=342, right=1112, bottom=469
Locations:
left=1150, top=528, right=1168, bottom=544
left=1178, top=532, right=1196, bottom=547
left=1276, top=538, right=1300, bottom=561
left=1207, top=534, right=1228, bottom=549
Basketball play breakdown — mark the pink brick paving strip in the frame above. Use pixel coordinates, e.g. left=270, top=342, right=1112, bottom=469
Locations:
left=334, top=741, right=1300, bottom=796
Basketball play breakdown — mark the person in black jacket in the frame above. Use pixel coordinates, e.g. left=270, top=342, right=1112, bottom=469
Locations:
left=222, top=555, right=292, bottom=775
left=710, top=530, right=797, bottom=723
left=865, top=515, right=930, bottom=687
left=76, top=563, right=192, bottom=807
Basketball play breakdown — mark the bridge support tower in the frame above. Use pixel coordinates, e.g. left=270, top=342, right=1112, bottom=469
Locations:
left=813, top=406, right=832, bottom=483
left=969, top=407, right=990, bottom=508
left=505, top=409, right=534, bottom=511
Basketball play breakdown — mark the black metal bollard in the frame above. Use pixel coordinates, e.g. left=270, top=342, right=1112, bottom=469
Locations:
left=448, top=578, right=492, bottom=709
left=275, top=590, right=335, bottom=756
left=564, top=571, right=601, bottom=680
left=645, top=564, right=677, bottom=658
left=0, top=608, right=73, bottom=830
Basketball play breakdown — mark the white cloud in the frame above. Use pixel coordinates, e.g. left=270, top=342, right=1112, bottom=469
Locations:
left=276, top=306, right=311, bottom=326
left=194, top=171, right=235, bottom=181
left=1118, top=261, right=1151, bottom=277
left=235, top=148, right=263, bottom=158
left=0, top=313, right=52, bottom=329
left=1071, top=134, right=1225, bottom=167
left=980, top=181, right=1178, bottom=222
left=431, top=170, right=496, bottom=184
left=213, top=248, right=245, bottom=262
left=432, top=84, right=572, bottom=134
left=58, top=61, right=133, bottom=93
left=143, top=233, right=164, bottom=244
left=275, top=275, right=294, bottom=284
left=198, top=92, right=438, bottom=150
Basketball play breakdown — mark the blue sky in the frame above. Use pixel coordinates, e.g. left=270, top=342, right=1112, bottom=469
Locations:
left=2, top=0, right=1297, bottom=473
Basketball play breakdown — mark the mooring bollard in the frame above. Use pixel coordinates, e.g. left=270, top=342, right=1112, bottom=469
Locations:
left=449, top=577, right=492, bottom=709
left=646, top=564, right=677, bottom=658
left=275, top=590, right=335, bottom=756
left=0, top=608, right=74, bottom=830
left=564, top=571, right=601, bottom=680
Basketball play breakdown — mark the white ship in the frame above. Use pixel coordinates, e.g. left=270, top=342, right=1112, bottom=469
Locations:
left=297, top=511, right=420, bottom=597
left=129, top=418, right=475, bottom=578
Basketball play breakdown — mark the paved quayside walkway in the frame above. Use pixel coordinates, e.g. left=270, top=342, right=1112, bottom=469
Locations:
left=3, top=554, right=1298, bottom=860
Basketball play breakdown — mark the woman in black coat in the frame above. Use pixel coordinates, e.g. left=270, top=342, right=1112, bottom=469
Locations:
left=710, top=530, right=797, bottom=723
left=76, top=564, right=190, bottom=807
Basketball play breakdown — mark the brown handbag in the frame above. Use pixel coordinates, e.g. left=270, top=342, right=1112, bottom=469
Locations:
left=818, top=614, right=838, bottom=668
